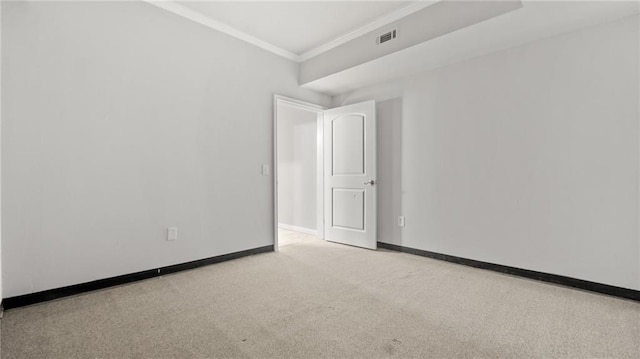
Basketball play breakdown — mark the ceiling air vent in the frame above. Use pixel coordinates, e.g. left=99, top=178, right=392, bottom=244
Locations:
left=377, top=29, right=397, bottom=45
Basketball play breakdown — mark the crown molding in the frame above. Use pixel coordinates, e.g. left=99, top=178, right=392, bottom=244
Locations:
left=144, top=0, right=301, bottom=62
left=145, top=1, right=439, bottom=63
left=298, top=1, right=439, bottom=62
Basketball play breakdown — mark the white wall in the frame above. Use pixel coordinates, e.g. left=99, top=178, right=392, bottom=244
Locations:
left=277, top=104, right=318, bottom=232
left=1, top=1, right=329, bottom=298
left=335, top=15, right=640, bottom=290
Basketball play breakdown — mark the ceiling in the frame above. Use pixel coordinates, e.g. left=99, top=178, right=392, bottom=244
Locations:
left=304, top=0, right=640, bottom=95
left=150, top=1, right=434, bottom=61
left=302, top=0, right=640, bottom=95
left=177, top=1, right=413, bottom=56
left=148, top=1, right=640, bottom=95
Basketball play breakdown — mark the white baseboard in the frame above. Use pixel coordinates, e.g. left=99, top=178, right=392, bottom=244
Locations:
left=278, top=223, right=318, bottom=236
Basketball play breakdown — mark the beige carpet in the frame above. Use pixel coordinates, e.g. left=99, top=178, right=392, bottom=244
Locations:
left=2, top=230, right=639, bottom=358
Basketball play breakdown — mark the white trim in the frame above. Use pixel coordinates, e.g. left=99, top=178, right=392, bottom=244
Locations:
left=316, top=111, right=325, bottom=240
left=273, top=96, right=279, bottom=252
left=278, top=224, right=319, bottom=237
left=298, top=1, right=439, bottom=62
left=277, top=97, right=326, bottom=113
left=144, top=1, right=300, bottom=62
left=144, top=1, right=439, bottom=63
left=273, top=95, right=326, bottom=252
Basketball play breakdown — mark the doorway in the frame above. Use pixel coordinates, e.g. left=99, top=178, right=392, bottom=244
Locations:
left=273, top=95, right=326, bottom=251
left=274, top=96, right=378, bottom=251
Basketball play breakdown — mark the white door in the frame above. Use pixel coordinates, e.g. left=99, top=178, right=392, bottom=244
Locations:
left=323, top=101, right=376, bottom=249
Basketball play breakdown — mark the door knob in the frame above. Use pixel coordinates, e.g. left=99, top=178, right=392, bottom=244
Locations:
left=364, top=180, right=375, bottom=185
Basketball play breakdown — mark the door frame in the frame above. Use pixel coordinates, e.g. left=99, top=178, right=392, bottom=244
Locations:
left=273, top=95, right=326, bottom=251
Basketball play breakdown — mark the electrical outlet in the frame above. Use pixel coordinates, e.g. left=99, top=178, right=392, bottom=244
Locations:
left=397, top=216, right=405, bottom=227
left=167, top=227, right=178, bottom=241
left=262, top=164, right=270, bottom=176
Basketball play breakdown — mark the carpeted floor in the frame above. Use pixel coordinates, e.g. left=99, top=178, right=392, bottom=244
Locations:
left=2, top=230, right=639, bottom=358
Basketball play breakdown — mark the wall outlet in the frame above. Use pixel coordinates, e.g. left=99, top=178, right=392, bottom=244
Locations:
left=167, top=227, right=178, bottom=241
left=397, top=216, right=405, bottom=227
left=262, top=164, right=270, bottom=176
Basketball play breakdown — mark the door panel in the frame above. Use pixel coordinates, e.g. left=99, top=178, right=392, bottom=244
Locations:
left=324, top=101, right=376, bottom=250
left=332, top=188, right=365, bottom=230
left=332, top=115, right=365, bottom=175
